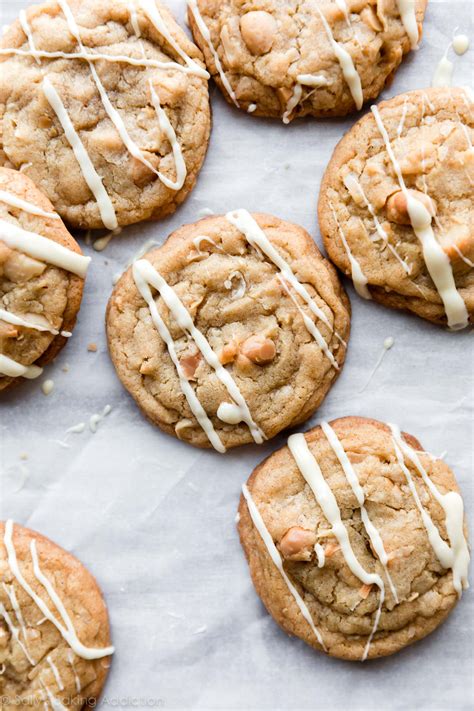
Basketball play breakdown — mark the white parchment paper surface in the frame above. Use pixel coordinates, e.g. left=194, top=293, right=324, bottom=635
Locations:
left=0, top=1, right=473, bottom=709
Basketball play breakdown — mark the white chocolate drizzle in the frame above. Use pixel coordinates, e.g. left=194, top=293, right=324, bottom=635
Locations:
left=453, top=34, right=469, bottom=55
left=371, top=104, right=469, bottom=329
left=328, top=200, right=370, bottom=299
left=132, top=260, right=225, bottom=452
left=133, top=259, right=264, bottom=446
left=3, top=520, right=115, bottom=660
left=396, top=0, right=419, bottom=50
left=42, top=77, right=117, bottom=231
left=19, top=9, right=40, bottom=64
left=0, top=218, right=90, bottom=277
left=68, top=649, right=82, bottom=693
left=360, top=336, right=394, bottom=391
left=187, top=0, right=239, bottom=106
left=314, top=542, right=325, bottom=568
left=241, top=483, right=326, bottom=649
left=343, top=173, right=411, bottom=273
left=296, top=74, right=328, bottom=89
left=0, top=355, right=43, bottom=379
left=128, top=1, right=142, bottom=38
left=226, top=209, right=341, bottom=367
left=432, top=48, right=454, bottom=88
left=390, top=425, right=469, bottom=595
left=0, top=190, right=59, bottom=219
left=57, top=1, right=186, bottom=192
left=320, top=422, right=399, bottom=603
left=288, top=433, right=385, bottom=660
left=315, top=6, right=363, bottom=110
left=282, top=85, right=303, bottom=124
left=47, top=655, right=65, bottom=691
left=397, top=96, right=409, bottom=137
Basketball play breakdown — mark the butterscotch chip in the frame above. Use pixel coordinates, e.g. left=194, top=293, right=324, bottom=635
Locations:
left=0, top=521, right=113, bottom=708
left=0, top=0, right=210, bottom=229
left=188, top=0, right=427, bottom=120
left=319, top=88, right=474, bottom=327
left=106, top=212, right=350, bottom=450
left=238, top=416, right=469, bottom=660
left=0, top=167, right=86, bottom=392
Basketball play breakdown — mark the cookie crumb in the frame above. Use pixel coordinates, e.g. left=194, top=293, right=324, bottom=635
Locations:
left=87, top=343, right=98, bottom=352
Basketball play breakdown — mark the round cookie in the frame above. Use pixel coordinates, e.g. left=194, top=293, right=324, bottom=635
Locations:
left=187, top=0, right=427, bottom=121
left=238, top=416, right=470, bottom=661
left=0, top=0, right=211, bottom=230
left=106, top=210, right=351, bottom=451
left=0, top=167, right=89, bottom=391
left=0, top=520, right=113, bottom=709
left=319, top=87, right=474, bottom=329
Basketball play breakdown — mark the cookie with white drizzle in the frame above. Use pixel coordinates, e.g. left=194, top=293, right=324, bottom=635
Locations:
left=0, top=0, right=210, bottom=230
left=0, top=167, right=89, bottom=391
left=106, top=211, right=350, bottom=451
left=319, top=87, right=474, bottom=329
left=0, top=520, right=113, bottom=710
left=187, top=0, right=427, bottom=122
left=238, top=416, right=470, bottom=661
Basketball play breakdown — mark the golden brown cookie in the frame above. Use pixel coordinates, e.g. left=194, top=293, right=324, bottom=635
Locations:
left=0, top=0, right=211, bottom=230
left=106, top=210, right=351, bottom=451
left=319, top=87, right=474, bottom=329
left=187, top=0, right=427, bottom=121
left=239, top=416, right=470, bottom=660
left=0, top=167, right=88, bottom=391
left=0, top=520, right=113, bottom=709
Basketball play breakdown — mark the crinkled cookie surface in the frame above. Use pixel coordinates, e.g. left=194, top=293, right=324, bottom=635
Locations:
left=106, top=213, right=351, bottom=450
left=238, top=416, right=468, bottom=660
left=188, top=0, right=427, bottom=120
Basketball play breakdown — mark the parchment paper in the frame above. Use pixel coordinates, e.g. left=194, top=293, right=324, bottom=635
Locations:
left=0, top=1, right=473, bottom=709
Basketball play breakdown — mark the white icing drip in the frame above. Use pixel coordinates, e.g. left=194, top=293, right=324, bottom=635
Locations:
left=288, top=433, right=384, bottom=660
left=133, top=259, right=264, bottom=445
left=139, top=0, right=208, bottom=79
left=3, top=521, right=115, bottom=660
left=390, top=425, right=470, bottom=596
left=128, top=1, right=141, bottom=38
left=42, top=380, right=55, bottom=396
left=65, top=422, right=86, bottom=435
left=397, top=96, right=409, bottom=137
left=0, top=219, right=90, bottom=277
left=314, top=542, right=326, bottom=568
left=360, top=336, right=394, bottom=392
left=187, top=0, right=238, bottom=105
left=334, top=0, right=351, bottom=26
left=296, top=74, right=328, bottom=88
left=0, top=190, right=59, bottom=220
left=371, top=105, right=469, bottom=329
left=0, top=602, right=36, bottom=665
left=192, top=235, right=223, bottom=255
left=132, top=260, right=226, bottom=453
left=282, top=84, right=303, bottom=124
left=247, top=103, right=257, bottom=113
left=224, top=270, right=246, bottom=299
left=41, top=682, right=67, bottom=711
left=315, top=6, right=363, bottom=110
left=320, top=422, right=399, bottom=603
left=226, top=209, right=341, bottom=365
left=242, top=484, right=326, bottom=649
left=67, top=649, right=81, bottom=693
left=217, top=402, right=247, bottom=425
left=452, top=244, right=474, bottom=268
left=3, top=583, right=29, bottom=645
left=329, top=200, right=370, bottom=299
left=19, top=10, right=41, bottom=64
left=42, top=77, right=117, bottom=231
left=0, top=46, right=203, bottom=73
left=343, top=173, right=411, bottom=273
left=432, top=51, right=454, bottom=88
left=278, top=276, right=339, bottom=370
left=149, top=81, right=187, bottom=190
left=47, top=655, right=65, bottom=691
left=0, top=355, right=43, bottom=379
left=453, top=34, right=469, bottom=55
left=0, top=309, right=60, bottom=336
left=89, top=405, right=112, bottom=433
left=396, top=0, right=419, bottom=50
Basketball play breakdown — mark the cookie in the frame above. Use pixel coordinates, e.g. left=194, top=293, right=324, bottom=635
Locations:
left=0, top=167, right=89, bottom=391
left=238, top=416, right=470, bottom=661
left=106, top=210, right=351, bottom=451
left=0, top=0, right=211, bottom=230
left=187, top=0, right=427, bottom=122
left=319, top=87, right=474, bottom=329
left=0, top=520, right=114, bottom=709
